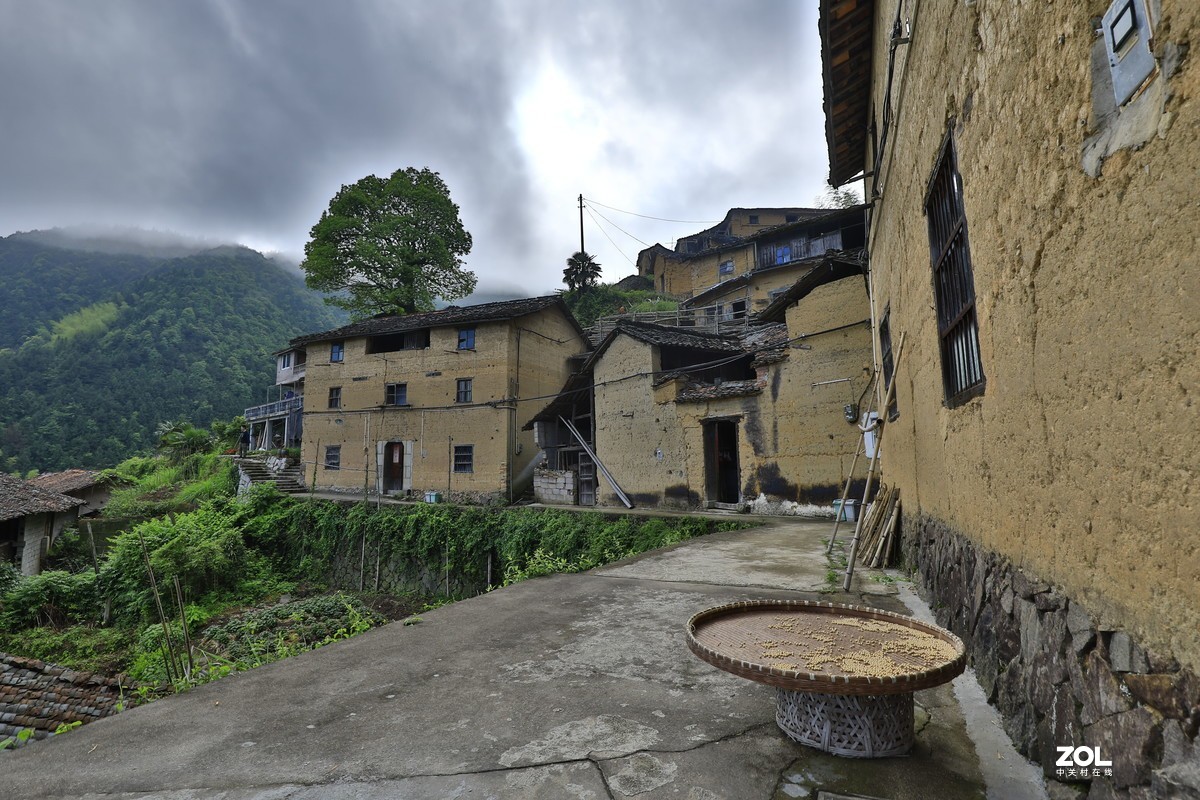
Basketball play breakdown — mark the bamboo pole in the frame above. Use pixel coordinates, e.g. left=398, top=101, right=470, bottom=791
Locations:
left=137, top=530, right=180, bottom=683
left=827, top=434, right=866, bottom=555
left=173, top=576, right=195, bottom=678
left=844, top=332, right=905, bottom=592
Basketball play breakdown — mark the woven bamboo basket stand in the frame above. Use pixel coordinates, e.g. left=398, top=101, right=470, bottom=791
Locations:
left=686, top=599, right=966, bottom=758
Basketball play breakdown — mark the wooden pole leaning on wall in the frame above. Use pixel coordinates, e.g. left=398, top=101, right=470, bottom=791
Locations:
left=843, top=332, right=905, bottom=592
left=826, top=371, right=877, bottom=555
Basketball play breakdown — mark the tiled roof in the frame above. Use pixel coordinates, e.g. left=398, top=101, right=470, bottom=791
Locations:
left=613, top=274, right=653, bottom=291
left=290, top=295, right=576, bottom=347
left=755, top=250, right=868, bottom=323
left=0, top=653, right=135, bottom=748
left=606, top=319, right=744, bottom=353
left=0, top=474, right=83, bottom=523
left=675, top=380, right=764, bottom=403
left=28, top=469, right=101, bottom=495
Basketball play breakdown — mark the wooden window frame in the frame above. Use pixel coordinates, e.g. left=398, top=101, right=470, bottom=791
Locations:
left=385, top=382, right=407, bottom=406
left=330, top=341, right=344, bottom=363
left=328, top=386, right=342, bottom=409
left=455, top=378, right=473, bottom=404
left=924, top=130, right=985, bottom=408
left=323, top=445, right=341, bottom=470
left=452, top=444, right=474, bottom=473
left=457, top=328, right=475, bottom=350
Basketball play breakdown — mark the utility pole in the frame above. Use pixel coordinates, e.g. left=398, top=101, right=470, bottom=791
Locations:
left=578, top=194, right=585, bottom=253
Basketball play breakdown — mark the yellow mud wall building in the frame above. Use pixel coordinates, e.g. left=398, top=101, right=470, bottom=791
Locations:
left=820, top=0, right=1199, bottom=789
left=297, top=298, right=586, bottom=503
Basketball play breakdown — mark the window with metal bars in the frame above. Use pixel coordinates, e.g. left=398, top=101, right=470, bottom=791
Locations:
left=453, top=444, right=473, bottom=473
left=924, top=132, right=984, bottom=407
left=878, top=310, right=899, bottom=421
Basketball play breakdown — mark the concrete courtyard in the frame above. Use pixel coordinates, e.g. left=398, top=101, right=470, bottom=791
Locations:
left=0, top=518, right=1048, bottom=799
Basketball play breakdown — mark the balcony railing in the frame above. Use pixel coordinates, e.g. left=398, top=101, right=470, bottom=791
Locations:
left=245, top=395, right=303, bottom=421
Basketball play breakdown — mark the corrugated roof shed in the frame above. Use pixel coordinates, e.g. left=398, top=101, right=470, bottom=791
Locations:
left=0, top=474, right=83, bottom=523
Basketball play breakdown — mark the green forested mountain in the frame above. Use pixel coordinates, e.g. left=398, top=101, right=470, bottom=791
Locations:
left=0, top=236, right=343, bottom=473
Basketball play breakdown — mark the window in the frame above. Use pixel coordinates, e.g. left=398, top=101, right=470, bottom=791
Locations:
left=367, top=329, right=430, bottom=354
left=328, top=386, right=342, bottom=409
left=785, top=213, right=799, bottom=223
left=280, top=352, right=292, bottom=369
left=925, top=132, right=985, bottom=406
left=455, top=378, right=472, bottom=403
left=457, top=328, right=475, bottom=350
left=718, top=260, right=734, bottom=276
left=324, top=445, right=341, bottom=470
left=453, top=444, right=473, bottom=473
left=879, top=310, right=899, bottom=421
left=748, top=214, right=760, bottom=225
left=385, top=382, right=407, bottom=406
left=330, top=341, right=344, bottom=362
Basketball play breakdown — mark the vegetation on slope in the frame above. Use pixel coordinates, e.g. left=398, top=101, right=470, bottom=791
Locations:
left=560, top=282, right=678, bottom=327
left=0, top=242, right=343, bottom=474
left=0, top=442, right=751, bottom=692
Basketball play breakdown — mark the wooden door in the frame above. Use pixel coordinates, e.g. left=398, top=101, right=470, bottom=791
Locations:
left=384, top=442, right=404, bottom=493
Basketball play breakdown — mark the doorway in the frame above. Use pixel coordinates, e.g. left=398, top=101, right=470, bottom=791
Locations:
left=703, top=419, right=740, bottom=504
left=381, top=443, right=415, bottom=494
left=577, top=455, right=596, bottom=506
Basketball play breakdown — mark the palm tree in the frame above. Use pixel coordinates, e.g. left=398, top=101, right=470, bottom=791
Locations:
left=563, top=251, right=602, bottom=292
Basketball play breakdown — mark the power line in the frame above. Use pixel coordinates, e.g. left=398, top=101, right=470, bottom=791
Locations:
left=582, top=196, right=720, bottom=225
left=584, top=206, right=636, bottom=267
left=585, top=204, right=651, bottom=247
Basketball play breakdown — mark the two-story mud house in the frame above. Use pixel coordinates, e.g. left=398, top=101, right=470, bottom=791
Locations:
left=287, top=296, right=588, bottom=502
left=636, top=206, right=866, bottom=316
left=820, top=0, right=1198, bottom=791
left=531, top=252, right=872, bottom=512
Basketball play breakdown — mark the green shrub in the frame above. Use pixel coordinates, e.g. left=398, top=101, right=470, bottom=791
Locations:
left=0, top=625, right=134, bottom=673
left=0, top=561, right=20, bottom=596
left=102, top=504, right=249, bottom=622
left=1, top=570, right=101, bottom=629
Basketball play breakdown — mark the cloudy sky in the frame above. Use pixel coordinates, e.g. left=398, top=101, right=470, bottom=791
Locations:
left=0, top=1, right=836, bottom=298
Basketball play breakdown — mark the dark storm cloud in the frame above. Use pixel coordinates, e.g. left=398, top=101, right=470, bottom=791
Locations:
left=0, top=2, right=531, bottom=241
left=0, top=1, right=829, bottom=291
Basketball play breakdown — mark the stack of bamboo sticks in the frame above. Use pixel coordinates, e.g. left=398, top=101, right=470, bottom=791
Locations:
left=855, top=484, right=901, bottom=569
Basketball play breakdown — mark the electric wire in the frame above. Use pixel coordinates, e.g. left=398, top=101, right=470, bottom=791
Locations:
left=584, top=204, right=651, bottom=247
left=582, top=197, right=720, bottom=225
left=584, top=206, right=636, bottom=267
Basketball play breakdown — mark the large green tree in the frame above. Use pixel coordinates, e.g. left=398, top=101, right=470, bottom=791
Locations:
left=301, top=167, right=476, bottom=318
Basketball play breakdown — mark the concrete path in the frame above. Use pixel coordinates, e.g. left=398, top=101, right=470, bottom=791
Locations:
left=0, top=518, right=1043, bottom=799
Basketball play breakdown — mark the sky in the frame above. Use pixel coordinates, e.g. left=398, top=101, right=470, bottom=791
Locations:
left=0, top=1, right=837, bottom=299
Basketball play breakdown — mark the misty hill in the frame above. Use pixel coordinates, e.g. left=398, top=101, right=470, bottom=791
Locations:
left=0, top=236, right=343, bottom=473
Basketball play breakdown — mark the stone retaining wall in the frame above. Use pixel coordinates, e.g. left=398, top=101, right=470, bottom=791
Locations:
left=904, top=515, right=1200, bottom=798
left=0, top=653, right=135, bottom=749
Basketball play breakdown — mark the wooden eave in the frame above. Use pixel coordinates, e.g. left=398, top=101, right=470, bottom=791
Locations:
left=820, top=0, right=876, bottom=187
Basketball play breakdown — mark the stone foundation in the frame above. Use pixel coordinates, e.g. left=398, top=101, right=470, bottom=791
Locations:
left=0, top=653, right=137, bottom=748
left=904, top=514, right=1200, bottom=798
left=533, top=468, right=576, bottom=506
